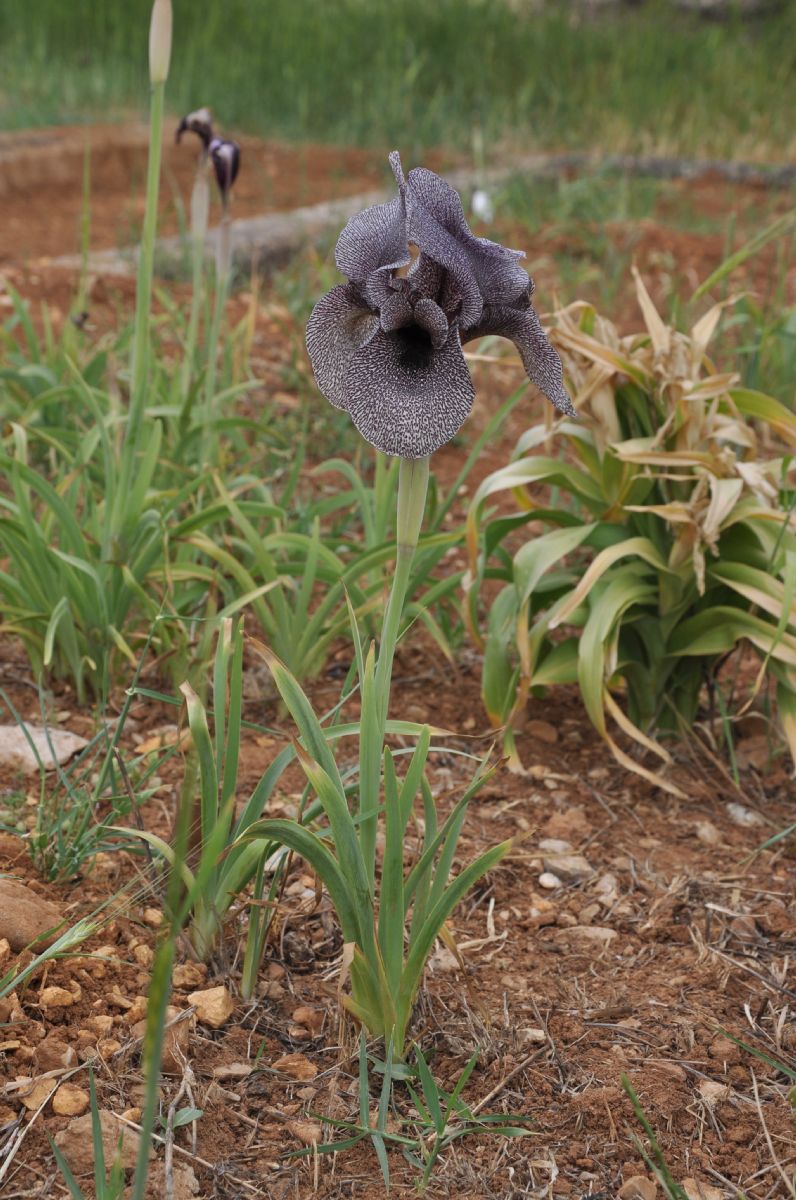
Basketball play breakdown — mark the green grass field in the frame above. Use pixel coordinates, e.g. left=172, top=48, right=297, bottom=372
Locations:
left=1, top=0, right=793, bottom=158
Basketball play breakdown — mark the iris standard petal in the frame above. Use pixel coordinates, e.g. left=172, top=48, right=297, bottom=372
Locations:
left=306, top=284, right=380, bottom=411
left=464, top=302, right=574, bottom=416
left=413, top=297, right=449, bottom=349
left=407, top=167, right=529, bottom=305
left=335, top=195, right=410, bottom=282
left=343, top=325, right=475, bottom=458
left=405, top=203, right=483, bottom=327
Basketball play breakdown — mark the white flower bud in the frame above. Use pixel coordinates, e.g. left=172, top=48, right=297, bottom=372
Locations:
left=149, top=0, right=173, bottom=84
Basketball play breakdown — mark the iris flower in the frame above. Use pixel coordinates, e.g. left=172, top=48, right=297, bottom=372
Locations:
left=208, top=137, right=241, bottom=204
left=306, top=151, right=572, bottom=459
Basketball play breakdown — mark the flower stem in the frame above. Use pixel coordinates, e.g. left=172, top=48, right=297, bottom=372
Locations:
left=200, top=201, right=232, bottom=467
left=179, top=156, right=210, bottom=419
left=375, top=456, right=430, bottom=729
left=109, top=74, right=165, bottom=544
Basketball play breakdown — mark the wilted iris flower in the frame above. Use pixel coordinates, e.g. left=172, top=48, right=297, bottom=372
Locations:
left=209, top=137, right=241, bottom=205
left=306, top=151, right=572, bottom=459
left=176, top=106, right=213, bottom=150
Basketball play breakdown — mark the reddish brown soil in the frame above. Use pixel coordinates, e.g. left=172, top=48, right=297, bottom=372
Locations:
left=0, top=643, right=794, bottom=1199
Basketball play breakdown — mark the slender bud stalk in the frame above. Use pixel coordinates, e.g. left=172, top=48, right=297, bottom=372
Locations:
left=108, top=3, right=170, bottom=556
left=200, top=198, right=232, bottom=466
left=179, top=157, right=210, bottom=414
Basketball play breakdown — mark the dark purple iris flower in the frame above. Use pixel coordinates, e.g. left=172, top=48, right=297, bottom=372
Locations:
left=306, top=151, right=572, bottom=459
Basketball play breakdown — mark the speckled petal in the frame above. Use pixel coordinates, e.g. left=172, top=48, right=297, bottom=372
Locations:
left=344, top=326, right=475, bottom=458
left=413, top=298, right=449, bottom=349
left=335, top=195, right=410, bottom=281
left=306, top=284, right=380, bottom=411
left=464, top=302, right=574, bottom=416
left=407, top=167, right=530, bottom=305
left=379, top=290, right=414, bottom=333
left=405, top=200, right=483, bottom=328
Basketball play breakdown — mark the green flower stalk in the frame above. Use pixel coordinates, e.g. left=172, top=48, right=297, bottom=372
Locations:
left=176, top=108, right=213, bottom=413
left=109, top=0, right=171, bottom=547
left=201, top=136, right=240, bottom=466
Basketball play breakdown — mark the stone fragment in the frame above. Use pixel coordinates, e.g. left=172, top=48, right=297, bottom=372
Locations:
left=132, top=943, right=153, bottom=967
left=39, top=985, right=79, bottom=1010
left=54, top=1110, right=143, bottom=1173
left=291, top=1006, right=325, bottom=1036
left=543, top=853, right=594, bottom=883
left=726, top=802, right=763, bottom=828
left=539, top=837, right=572, bottom=854
left=287, top=1119, right=322, bottom=1145
left=187, top=985, right=234, bottom=1029
left=35, top=1037, right=77, bottom=1071
left=52, top=1084, right=89, bottom=1117
left=618, top=1177, right=657, bottom=1200
left=698, top=1080, right=729, bottom=1107
left=132, top=1006, right=190, bottom=1075
left=21, top=1077, right=56, bottom=1111
left=695, top=820, right=721, bottom=847
left=526, top=719, right=558, bottom=744
left=0, top=724, right=87, bottom=774
left=142, top=907, right=163, bottom=928
left=681, top=1179, right=723, bottom=1200
left=0, top=878, right=63, bottom=951
left=124, top=996, right=148, bottom=1024
left=538, top=872, right=561, bottom=890
left=0, top=937, right=10, bottom=969
left=554, top=925, right=618, bottom=951
left=212, top=1062, right=252, bottom=1081
left=273, top=1052, right=318, bottom=1081
left=172, top=962, right=207, bottom=989
left=84, top=1015, right=114, bottom=1037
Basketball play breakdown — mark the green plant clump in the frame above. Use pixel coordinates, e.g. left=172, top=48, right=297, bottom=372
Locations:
left=467, top=270, right=796, bottom=792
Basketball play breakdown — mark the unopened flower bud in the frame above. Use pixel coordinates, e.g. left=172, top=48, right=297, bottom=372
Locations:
left=176, top=107, right=214, bottom=150
left=209, top=137, right=241, bottom=201
left=149, top=0, right=173, bottom=85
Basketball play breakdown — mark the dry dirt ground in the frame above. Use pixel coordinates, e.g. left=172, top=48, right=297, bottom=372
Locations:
left=0, top=126, right=794, bottom=1200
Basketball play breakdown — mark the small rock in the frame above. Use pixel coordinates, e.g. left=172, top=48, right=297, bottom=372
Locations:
left=84, top=1015, right=114, bottom=1038
left=212, top=1062, right=252, bottom=1081
left=696, top=820, right=722, bottom=846
left=142, top=908, right=163, bottom=928
left=521, top=1027, right=546, bottom=1044
left=543, top=853, right=594, bottom=883
left=172, top=962, right=207, bottom=990
left=292, top=1006, right=325, bottom=1036
left=541, top=807, right=592, bottom=841
left=526, top=719, right=558, bottom=744
left=133, top=1006, right=190, bottom=1074
left=681, top=1179, right=723, bottom=1200
left=538, top=872, right=562, bottom=890
left=273, top=1052, right=318, bottom=1081
left=698, top=1080, right=729, bottom=1107
left=187, top=985, right=234, bottom=1029
left=35, top=1037, right=77, bottom=1071
left=52, top=1084, right=89, bottom=1116
left=39, top=985, right=79, bottom=1010
left=578, top=903, right=601, bottom=925
left=0, top=879, right=63, bottom=951
left=726, top=802, right=763, bottom=828
left=0, top=724, right=87, bottom=774
left=97, top=1038, right=121, bottom=1059
left=539, top=838, right=572, bottom=854
left=0, top=937, right=10, bottom=969
left=554, top=925, right=618, bottom=951
left=287, top=1119, right=322, bottom=1145
left=594, top=873, right=619, bottom=903
left=55, top=1110, right=143, bottom=1173
left=618, top=1177, right=657, bottom=1200
left=21, top=1077, right=56, bottom=1112
left=124, top=996, right=149, bottom=1024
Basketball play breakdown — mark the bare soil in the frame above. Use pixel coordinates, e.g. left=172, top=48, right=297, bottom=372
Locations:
left=0, top=125, right=794, bottom=1199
